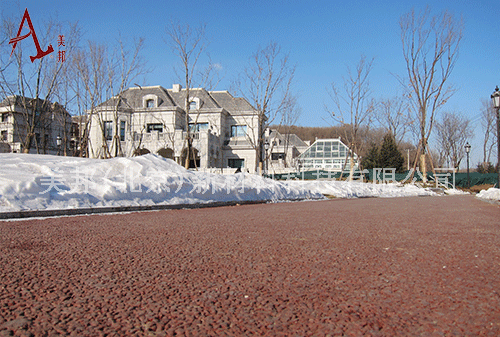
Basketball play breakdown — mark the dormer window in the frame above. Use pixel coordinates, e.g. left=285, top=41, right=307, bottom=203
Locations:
left=142, top=94, right=161, bottom=108
left=188, top=97, right=202, bottom=111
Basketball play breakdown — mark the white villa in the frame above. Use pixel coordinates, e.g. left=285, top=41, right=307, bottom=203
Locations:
left=88, top=84, right=261, bottom=172
left=265, top=129, right=310, bottom=172
left=0, top=95, right=73, bottom=155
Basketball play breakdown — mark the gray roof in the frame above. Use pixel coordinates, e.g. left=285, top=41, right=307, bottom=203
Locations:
left=0, top=95, right=70, bottom=115
left=0, top=96, right=18, bottom=107
left=98, top=85, right=257, bottom=114
left=167, top=88, right=221, bottom=110
left=98, top=86, right=176, bottom=109
left=209, top=91, right=256, bottom=112
left=269, top=130, right=308, bottom=148
left=284, top=133, right=308, bottom=148
left=0, top=95, right=45, bottom=108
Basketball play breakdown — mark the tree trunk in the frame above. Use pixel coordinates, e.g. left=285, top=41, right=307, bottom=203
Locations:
left=420, top=154, right=427, bottom=183
left=184, top=137, right=191, bottom=169
left=348, top=155, right=355, bottom=181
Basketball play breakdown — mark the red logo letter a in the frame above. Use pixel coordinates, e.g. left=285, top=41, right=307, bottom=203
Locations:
left=9, top=8, right=54, bottom=62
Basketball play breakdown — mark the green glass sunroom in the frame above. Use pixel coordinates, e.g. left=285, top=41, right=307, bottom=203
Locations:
left=298, top=138, right=358, bottom=171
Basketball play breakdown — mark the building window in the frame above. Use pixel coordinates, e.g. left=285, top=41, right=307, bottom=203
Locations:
left=272, top=153, right=285, bottom=161
left=120, top=121, right=126, bottom=141
left=189, top=101, right=197, bottom=110
left=71, top=124, right=79, bottom=139
left=228, top=158, right=244, bottom=169
left=189, top=122, right=208, bottom=133
left=143, top=94, right=161, bottom=108
left=146, top=123, right=163, bottom=133
left=230, top=125, right=247, bottom=137
left=1, top=114, right=7, bottom=123
left=1, top=130, right=7, bottom=141
left=104, top=121, right=113, bottom=141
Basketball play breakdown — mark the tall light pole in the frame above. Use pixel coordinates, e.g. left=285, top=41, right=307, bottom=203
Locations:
left=264, top=140, right=270, bottom=174
left=491, top=86, right=500, bottom=188
left=465, top=142, right=471, bottom=189
left=56, top=136, right=62, bottom=156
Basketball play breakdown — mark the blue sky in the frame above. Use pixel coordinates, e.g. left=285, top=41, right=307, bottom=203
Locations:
left=1, top=0, right=498, bottom=164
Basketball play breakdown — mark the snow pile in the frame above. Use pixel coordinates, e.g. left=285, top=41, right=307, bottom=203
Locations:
left=0, top=153, right=451, bottom=213
left=290, top=180, right=437, bottom=198
left=443, top=188, right=469, bottom=196
left=476, top=187, right=500, bottom=201
left=0, top=154, right=323, bottom=212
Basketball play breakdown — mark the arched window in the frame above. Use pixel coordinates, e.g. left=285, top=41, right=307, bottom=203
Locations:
left=188, top=97, right=202, bottom=110
left=142, top=94, right=160, bottom=108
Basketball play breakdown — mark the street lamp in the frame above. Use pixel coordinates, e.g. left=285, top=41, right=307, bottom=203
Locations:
left=491, top=86, right=500, bottom=188
left=264, top=140, right=270, bottom=174
left=56, top=136, right=62, bottom=156
left=465, top=142, right=471, bottom=189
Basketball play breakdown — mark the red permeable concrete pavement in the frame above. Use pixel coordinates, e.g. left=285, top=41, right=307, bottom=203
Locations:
left=0, top=195, right=499, bottom=336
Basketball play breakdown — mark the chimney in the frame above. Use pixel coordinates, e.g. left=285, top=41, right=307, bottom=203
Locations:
left=172, top=84, right=182, bottom=92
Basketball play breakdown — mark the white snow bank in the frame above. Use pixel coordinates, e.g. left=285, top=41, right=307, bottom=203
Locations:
left=444, top=188, right=469, bottom=196
left=476, top=187, right=500, bottom=201
left=289, top=180, right=437, bottom=198
left=0, top=153, right=445, bottom=213
left=0, top=153, right=322, bottom=212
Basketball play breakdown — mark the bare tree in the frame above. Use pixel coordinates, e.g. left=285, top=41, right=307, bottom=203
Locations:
left=165, top=22, right=207, bottom=169
left=435, top=111, right=473, bottom=169
left=73, top=38, right=146, bottom=159
left=232, top=42, right=296, bottom=173
left=0, top=15, right=80, bottom=153
left=480, top=99, right=497, bottom=165
left=400, top=7, right=463, bottom=181
left=375, top=94, right=413, bottom=144
left=50, top=24, right=82, bottom=156
left=266, top=96, right=301, bottom=170
left=278, top=98, right=301, bottom=168
left=108, top=36, right=147, bottom=158
left=328, top=55, right=375, bottom=180
left=196, top=54, right=223, bottom=92
left=73, top=42, right=112, bottom=158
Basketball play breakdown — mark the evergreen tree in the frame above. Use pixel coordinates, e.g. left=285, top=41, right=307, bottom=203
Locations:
left=379, top=133, right=405, bottom=172
left=361, top=143, right=380, bottom=170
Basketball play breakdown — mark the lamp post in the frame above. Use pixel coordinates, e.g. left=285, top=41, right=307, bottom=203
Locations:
left=56, top=136, right=61, bottom=156
left=264, top=140, right=270, bottom=174
left=491, top=86, right=500, bottom=188
left=465, top=142, right=471, bottom=189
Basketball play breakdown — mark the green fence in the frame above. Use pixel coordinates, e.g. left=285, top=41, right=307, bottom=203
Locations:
left=453, top=173, right=498, bottom=188
left=265, top=170, right=498, bottom=188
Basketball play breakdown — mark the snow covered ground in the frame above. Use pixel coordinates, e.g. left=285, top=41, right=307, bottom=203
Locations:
left=0, top=153, right=495, bottom=213
left=476, top=187, right=500, bottom=202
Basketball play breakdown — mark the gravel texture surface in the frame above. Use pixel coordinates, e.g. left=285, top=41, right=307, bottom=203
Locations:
left=0, top=195, right=499, bottom=336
